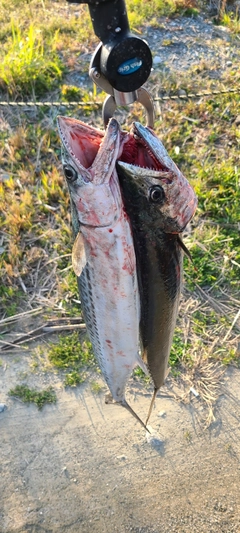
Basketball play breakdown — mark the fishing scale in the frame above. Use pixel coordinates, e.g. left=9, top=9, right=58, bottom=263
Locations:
left=67, top=0, right=155, bottom=127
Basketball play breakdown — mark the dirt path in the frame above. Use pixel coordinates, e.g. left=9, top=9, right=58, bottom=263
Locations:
left=1, top=362, right=239, bottom=533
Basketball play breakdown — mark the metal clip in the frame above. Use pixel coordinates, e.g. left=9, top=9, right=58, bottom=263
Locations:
left=89, top=43, right=113, bottom=96
left=89, top=43, right=155, bottom=129
left=102, top=88, right=155, bottom=129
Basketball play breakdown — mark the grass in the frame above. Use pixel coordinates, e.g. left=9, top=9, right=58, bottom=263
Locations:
left=169, top=329, right=189, bottom=368
left=0, top=23, right=63, bottom=96
left=90, top=380, right=103, bottom=394
left=47, top=332, right=95, bottom=386
left=8, top=384, right=57, bottom=409
left=221, top=12, right=240, bottom=34
left=183, top=430, right=192, bottom=442
left=0, top=0, right=239, bottom=419
left=65, top=371, right=85, bottom=387
left=48, top=332, right=94, bottom=368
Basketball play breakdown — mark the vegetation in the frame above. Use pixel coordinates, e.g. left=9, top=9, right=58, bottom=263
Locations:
left=0, top=0, right=239, bottom=413
left=48, top=332, right=94, bottom=368
left=48, top=332, right=95, bottom=385
left=64, top=370, right=86, bottom=387
left=90, top=380, right=103, bottom=394
left=0, top=23, right=63, bottom=96
left=8, top=384, right=57, bottom=408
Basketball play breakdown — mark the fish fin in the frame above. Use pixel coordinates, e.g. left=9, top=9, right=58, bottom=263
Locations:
left=72, top=232, right=86, bottom=276
left=177, top=235, right=192, bottom=261
left=136, top=354, right=149, bottom=376
left=165, top=366, right=171, bottom=379
left=145, top=387, right=159, bottom=426
left=119, top=399, right=150, bottom=433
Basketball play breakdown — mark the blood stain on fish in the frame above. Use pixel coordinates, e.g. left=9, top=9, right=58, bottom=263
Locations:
left=106, top=339, right=112, bottom=346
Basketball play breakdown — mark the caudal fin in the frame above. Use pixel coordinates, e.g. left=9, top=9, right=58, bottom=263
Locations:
left=145, top=387, right=158, bottom=426
left=119, top=399, right=150, bottom=433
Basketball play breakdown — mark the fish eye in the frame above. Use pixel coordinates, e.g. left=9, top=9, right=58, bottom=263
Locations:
left=149, top=185, right=165, bottom=204
left=63, top=165, right=78, bottom=182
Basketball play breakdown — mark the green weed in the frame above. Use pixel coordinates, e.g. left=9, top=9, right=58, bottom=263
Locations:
left=127, top=0, right=176, bottom=26
left=90, top=381, right=103, bottom=394
left=0, top=286, right=22, bottom=316
left=48, top=332, right=94, bottom=369
left=0, top=23, right=63, bottom=96
left=58, top=269, right=82, bottom=316
left=221, top=349, right=240, bottom=367
left=219, top=12, right=240, bottom=34
left=133, top=366, right=151, bottom=384
left=184, top=225, right=239, bottom=291
left=169, top=329, right=188, bottom=367
left=38, top=168, right=66, bottom=206
left=180, top=6, right=199, bottom=16
left=65, top=371, right=86, bottom=387
left=61, top=85, right=87, bottom=102
left=184, top=430, right=192, bottom=442
left=126, top=0, right=196, bottom=26
left=8, top=384, right=57, bottom=409
left=196, top=164, right=240, bottom=226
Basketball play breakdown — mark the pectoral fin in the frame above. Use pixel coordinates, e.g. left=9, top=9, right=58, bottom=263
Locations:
left=136, top=354, right=149, bottom=376
left=177, top=235, right=192, bottom=261
left=72, top=232, right=86, bottom=276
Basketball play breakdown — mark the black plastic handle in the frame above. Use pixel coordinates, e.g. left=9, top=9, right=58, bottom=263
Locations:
left=67, top=0, right=152, bottom=93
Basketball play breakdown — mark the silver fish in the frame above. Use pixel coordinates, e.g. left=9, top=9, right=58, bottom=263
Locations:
left=57, top=116, right=149, bottom=431
left=117, top=122, right=197, bottom=423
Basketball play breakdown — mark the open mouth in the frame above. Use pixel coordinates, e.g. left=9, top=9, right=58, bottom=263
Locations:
left=57, top=117, right=104, bottom=169
left=58, top=117, right=169, bottom=174
left=119, top=124, right=169, bottom=172
left=57, top=116, right=197, bottom=233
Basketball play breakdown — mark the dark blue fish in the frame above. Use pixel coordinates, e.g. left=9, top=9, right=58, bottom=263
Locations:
left=118, top=122, right=197, bottom=423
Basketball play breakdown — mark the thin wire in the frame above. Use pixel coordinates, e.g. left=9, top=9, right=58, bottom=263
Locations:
left=0, top=86, right=239, bottom=108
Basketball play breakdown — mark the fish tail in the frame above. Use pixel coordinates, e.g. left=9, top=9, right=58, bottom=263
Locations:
left=119, top=399, right=150, bottom=433
left=145, top=387, right=158, bottom=426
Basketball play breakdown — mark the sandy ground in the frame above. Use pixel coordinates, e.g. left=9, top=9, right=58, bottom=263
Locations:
left=0, top=355, right=239, bottom=533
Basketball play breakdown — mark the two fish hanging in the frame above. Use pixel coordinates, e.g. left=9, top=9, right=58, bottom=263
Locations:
left=57, top=115, right=197, bottom=431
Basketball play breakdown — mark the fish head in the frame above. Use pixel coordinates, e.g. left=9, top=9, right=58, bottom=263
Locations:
left=118, top=121, right=197, bottom=233
left=57, top=116, right=122, bottom=229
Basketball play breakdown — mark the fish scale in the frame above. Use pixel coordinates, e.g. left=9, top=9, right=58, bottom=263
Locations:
left=77, top=219, right=141, bottom=400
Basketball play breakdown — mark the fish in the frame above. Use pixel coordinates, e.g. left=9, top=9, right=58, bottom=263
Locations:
left=57, top=116, right=149, bottom=431
left=117, top=122, right=197, bottom=423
